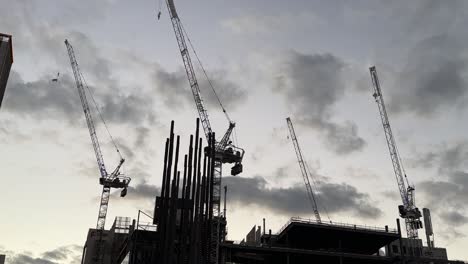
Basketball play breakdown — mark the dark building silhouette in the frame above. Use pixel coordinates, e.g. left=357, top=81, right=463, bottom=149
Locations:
left=80, top=119, right=463, bottom=264
left=0, top=33, right=13, bottom=108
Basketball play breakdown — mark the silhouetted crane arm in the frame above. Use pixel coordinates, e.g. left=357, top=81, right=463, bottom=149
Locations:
left=65, top=40, right=130, bottom=234
left=165, top=0, right=212, bottom=140
left=286, top=117, right=321, bottom=223
left=65, top=39, right=109, bottom=179
left=369, top=66, right=409, bottom=207
left=369, top=66, right=422, bottom=239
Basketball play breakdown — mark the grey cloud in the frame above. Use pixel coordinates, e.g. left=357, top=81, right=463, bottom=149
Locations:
left=113, top=181, right=160, bottom=202
left=224, top=175, right=382, bottom=219
left=419, top=171, right=468, bottom=227
left=0, top=0, right=112, bottom=70
left=438, top=227, right=466, bottom=242
left=134, top=126, right=151, bottom=148
left=1, top=2, right=157, bottom=126
left=391, top=34, right=468, bottom=116
left=380, top=190, right=400, bottom=201
left=222, top=12, right=319, bottom=36
left=99, top=91, right=156, bottom=125
left=436, top=144, right=468, bottom=174
left=322, top=121, right=366, bottom=155
left=272, top=166, right=289, bottom=181
left=441, top=211, right=468, bottom=226
left=42, top=246, right=75, bottom=261
left=3, top=71, right=82, bottom=122
left=347, top=1, right=468, bottom=118
left=4, top=70, right=156, bottom=125
left=107, top=173, right=382, bottom=219
left=382, top=0, right=468, bottom=40
left=8, top=245, right=81, bottom=264
left=153, top=67, right=247, bottom=111
left=9, top=255, right=57, bottom=264
left=274, top=52, right=345, bottom=121
left=274, top=51, right=366, bottom=154
left=115, top=139, right=135, bottom=160
left=410, top=142, right=468, bottom=174
left=153, top=68, right=189, bottom=108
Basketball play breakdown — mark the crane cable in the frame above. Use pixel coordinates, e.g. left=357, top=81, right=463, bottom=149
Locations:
left=180, top=21, right=233, bottom=124
left=80, top=72, right=123, bottom=160
left=157, top=0, right=162, bottom=19
left=232, top=127, right=239, bottom=147
left=395, top=142, right=411, bottom=188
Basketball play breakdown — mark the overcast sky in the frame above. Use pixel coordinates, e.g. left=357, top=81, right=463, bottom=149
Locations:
left=1, top=0, right=468, bottom=263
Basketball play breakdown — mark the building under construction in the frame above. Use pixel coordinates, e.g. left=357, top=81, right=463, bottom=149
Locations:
left=75, top=0, right=464, bottom=263
left=0, top=32, right=13, bottom=108
left=79, top=119, right=464, bottom=264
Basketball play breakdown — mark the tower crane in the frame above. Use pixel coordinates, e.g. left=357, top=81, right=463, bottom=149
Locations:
left=369, top=66, right=422, bottom=239
left=163, top=1, right=244, bottom=263
left=286, top=117, right=321, bottom=223
left=65, top=39, right=131, bottom=262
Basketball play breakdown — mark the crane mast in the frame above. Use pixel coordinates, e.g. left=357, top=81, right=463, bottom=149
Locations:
left=286, top=117, right=321, bottom=223
left=369, top=66, right=422, bottom=239
left=164, top=1, right=244, bottom=263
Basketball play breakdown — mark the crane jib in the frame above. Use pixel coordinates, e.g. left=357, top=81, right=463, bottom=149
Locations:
left=286, top=117, right=322, bottom=223
left=65, top=40, right=130, bottom=236
left=369, top=66, right=422, bottom=239
left=163, top=1, right=246, bottom=262
left=65, top=40, right=108, bottom=178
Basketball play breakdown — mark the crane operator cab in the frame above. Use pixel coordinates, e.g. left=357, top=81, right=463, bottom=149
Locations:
left=398, top=205, right=423, bottom=229
left=206, top=143, right=245, bottom=176
left=100, top=174, right=131, bottom=194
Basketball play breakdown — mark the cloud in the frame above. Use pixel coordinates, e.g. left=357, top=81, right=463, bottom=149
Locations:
left=1, top=2, right=157, bottom=127
left=3, top=71, right=82, bottom=122
left=153, top=66, right=247, bottom=111
left=382, top=0, right=467, bottom=40
left=380, top=190, right=400, bottom=201
left=114, top=139, right=135, bottom=160
left=4, top=69, right=156, bottom=125
left=273, top=51, right=366, bottom=154
left=108, top=172, right=382, bottom=219
left=111, top=181, right=160, bottom=202
left=410, top=142, right=468, bottom=174
left=418, top=171, right=468, bottom=227
left=42, top=245, right=81, bottom=262
left=98, top=91, right=157, bottom=125
left=9, top=255, right=58, bottom=264
left=321, top=121, right=366, bottom=155
left=224, top=175, right=382, bottom=219
left=389, top=34, right=468, bottom=116
left=222, top=12, right=320, bottom=36
left=153, top=68, right=188, bottom=108
left=134, top=126, right=151, bottom=148
left=7, top=245, right=81, bottom=264
left=441, top=211, right=468, bottom=226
